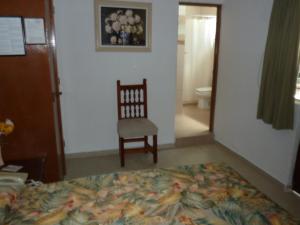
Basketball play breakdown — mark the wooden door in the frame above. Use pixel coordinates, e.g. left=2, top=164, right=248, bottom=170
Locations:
left=293, top=142, right=300, bottom=193
left=0, top=0, right=65, bottom=182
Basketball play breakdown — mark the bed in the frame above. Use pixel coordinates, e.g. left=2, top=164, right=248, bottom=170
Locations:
left=1, top=163, right=299, bottom=225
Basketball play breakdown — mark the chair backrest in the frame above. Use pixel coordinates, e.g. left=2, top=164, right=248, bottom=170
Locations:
left=117, top=79, right=148, bottom=120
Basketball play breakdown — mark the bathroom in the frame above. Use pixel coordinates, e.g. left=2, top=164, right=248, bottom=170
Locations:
left=175, top=5, right=218, bottom=138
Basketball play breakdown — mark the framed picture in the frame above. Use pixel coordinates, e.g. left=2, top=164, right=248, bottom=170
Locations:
left=0, top=16, right=26, bottom=56
left=94, top=0, right=152, bottom=52
left=24, top=18, right=46, bottom=44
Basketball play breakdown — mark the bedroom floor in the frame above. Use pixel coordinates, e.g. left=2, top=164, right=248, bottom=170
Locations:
left=175, top=104, right=210, bottom=138
left=65, top=143, right=300, bottom=219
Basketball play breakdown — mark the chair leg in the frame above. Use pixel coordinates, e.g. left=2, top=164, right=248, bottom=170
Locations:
left=144, top=136, right=148, bottom=153
left=153, top=135, right=157, bottom=164
left=119, top=137, right=125, bottom=167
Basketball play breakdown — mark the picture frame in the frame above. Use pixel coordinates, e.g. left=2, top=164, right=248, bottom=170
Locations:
left=94, top=0, right=152, bottom=52
left=0, top=16, right=26, bottom=56
left=24, top=18, right=46, bottom=45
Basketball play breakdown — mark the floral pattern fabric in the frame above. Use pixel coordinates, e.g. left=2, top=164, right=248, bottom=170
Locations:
left=0, top=185, right=23, bottom=224
left=2, top=163, right=299, bottom=225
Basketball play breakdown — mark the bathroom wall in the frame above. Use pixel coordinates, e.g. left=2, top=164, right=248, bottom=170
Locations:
left=176, top=43, right=185, bottom=113
left=176, top=10, right=186, bottom=112
left=181, top=5, right=218, bottom=16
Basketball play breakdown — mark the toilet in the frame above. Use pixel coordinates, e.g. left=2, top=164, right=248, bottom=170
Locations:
left=195, top=87, right=212, bottom=109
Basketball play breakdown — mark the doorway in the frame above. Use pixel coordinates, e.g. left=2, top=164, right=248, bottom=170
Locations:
left=175, top=3, right=221, bottom=139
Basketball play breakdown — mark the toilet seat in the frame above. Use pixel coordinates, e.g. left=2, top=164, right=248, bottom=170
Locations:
left=196, top=87, right=212, bottom=96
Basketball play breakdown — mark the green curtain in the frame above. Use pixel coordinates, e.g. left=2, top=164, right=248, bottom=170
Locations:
left=257, top=0, right=300, bottom=130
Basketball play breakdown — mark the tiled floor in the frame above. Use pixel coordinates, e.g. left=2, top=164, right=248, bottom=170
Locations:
left=66, top=143, right=300, bottom=219
left=175, top=104, right=210, bottom=138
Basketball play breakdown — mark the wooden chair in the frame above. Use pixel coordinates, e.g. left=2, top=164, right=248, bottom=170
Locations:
left=117, top=79, right=158, bottom=167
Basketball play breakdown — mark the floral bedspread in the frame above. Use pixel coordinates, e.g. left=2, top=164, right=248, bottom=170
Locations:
left=2, top=163, right=299, bottom=225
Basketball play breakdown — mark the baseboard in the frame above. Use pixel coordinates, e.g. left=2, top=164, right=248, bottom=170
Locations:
left=176, top=133, right=215, bottom=147
left=65, top=143, right=175, bottom=159
left=214, top=140, right=300, bottom=200
left=66, top=149, right=119, bottom=159
left=215, top=140, right=286, bottom=189
left=182, top=101, right=197, bottom=105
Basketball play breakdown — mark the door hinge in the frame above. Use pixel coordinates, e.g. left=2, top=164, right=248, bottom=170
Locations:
left=52, top=91, right=62, bottom=102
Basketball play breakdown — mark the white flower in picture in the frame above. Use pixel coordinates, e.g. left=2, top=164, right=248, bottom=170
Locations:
left=110, top=13, right=118, bottom=21
left=137, top=25, right=143, bottom=34
left=131, top=26, right=137, bottom=34
left=127, top=16, right=135, bottom=25
left=134, top=14, right=141, bottom=23
left=121, top=24, right=125, bottom=31
left=125, top=25, right=132, bottom=33
left=118, top=38, right=123, bottom=44
left=125, top=9, right=133, bottom=17
left=112, top=21, right=121, bottom=32
left=105, top=24, right=112, bottom=34
left=119, top=15, right=128, bottom=25
left=110, top=36, right=117, bottom=44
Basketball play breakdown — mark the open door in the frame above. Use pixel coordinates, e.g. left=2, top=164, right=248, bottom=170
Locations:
left=293, top=142, right=300, bottom=194
left=0, top=0, right=65, bottom=182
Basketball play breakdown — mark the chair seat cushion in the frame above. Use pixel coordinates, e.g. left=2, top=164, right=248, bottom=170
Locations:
left=118, top=118, right=158, bottom=138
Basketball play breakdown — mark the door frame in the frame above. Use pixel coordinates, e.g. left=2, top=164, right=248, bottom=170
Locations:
left=45, top=0, right=66, bottom=177
left=178, top=2, right=222, bottom=132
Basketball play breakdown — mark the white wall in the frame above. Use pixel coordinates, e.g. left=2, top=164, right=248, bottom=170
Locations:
left=180, top=0, right=224, bottom=4
left=54, top=0, right=300, bottom=185
left=214, top=0, right=300, bottom=185
left=54, top=0, right=178, bottom=153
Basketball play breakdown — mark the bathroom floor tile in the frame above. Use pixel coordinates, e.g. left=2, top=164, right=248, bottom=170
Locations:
left=175, top=104, right=210, bottom=138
